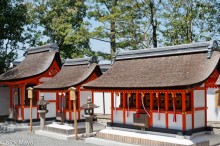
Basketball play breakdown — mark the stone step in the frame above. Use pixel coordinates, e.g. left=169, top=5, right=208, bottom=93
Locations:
left=44, top=124, right=85, bottom=135
left=96, top=129, right=210, bottom=146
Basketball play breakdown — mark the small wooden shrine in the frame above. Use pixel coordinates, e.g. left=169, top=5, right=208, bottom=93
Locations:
left=0, top=44, right=62, bottom=121
left=34, top=57, right=102, bottom=122
left=84, top=41, right=220, bottom=135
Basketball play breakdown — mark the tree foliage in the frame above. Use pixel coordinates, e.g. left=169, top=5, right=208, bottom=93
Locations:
left=160, top=0, right=220, bottom=45
left=29, top=0, right=92, bottom=59
left=0, top=0, right=28, bottom=74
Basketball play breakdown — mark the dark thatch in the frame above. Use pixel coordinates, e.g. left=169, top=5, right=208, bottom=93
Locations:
left=34, top=57, right=102, bottom=90
left=84, top=41, right=220, bottom=90
left=0, top=44, right=61, bottom=82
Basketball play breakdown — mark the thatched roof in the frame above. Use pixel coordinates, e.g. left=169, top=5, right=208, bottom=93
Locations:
left=84, top=41, right=220, bottom=90
left=34, top=56, right=102, bottom=90
left=0, top=44, right=61, bottom=82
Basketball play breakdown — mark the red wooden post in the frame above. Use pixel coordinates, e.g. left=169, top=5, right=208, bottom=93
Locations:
left=20, top=84, right=25, bottom=120
left=150, top=92, right=153, bottom=127
left=191, top=91, right=194, bottom=129
left=204, top=85, right=207, bottom=127
left=136, top=92, right=140, bottom=118
left=165, top=92, right=169, bottom=129
left=77, top=88, right=81, bottom=120
left=182, top=92, right=186, bottom=131
left=123, top=92, right=126, bottom=124
left=111, top=92, right=114, bottom=124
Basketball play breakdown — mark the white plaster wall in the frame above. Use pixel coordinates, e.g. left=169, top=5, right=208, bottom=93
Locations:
left=0, top=87, right=10, bottom=115
left=168, top=114, right=182, bottom=130
left=41, top=92, right=56, bottom=100
left=207, top=88, right=220, bottom=121
left=104, top=92, right=111, bottom=114
left=194, top=90, right=205, bottom=108
left=194, top=110, right=205, bottom=128
left=153, top=113, right=166, bottom=128
left=94, top=92, right=104, bottom=114
left=125, top=111, right=135, bottom=125
left=46, top=102, right=56, bottom=118
left=186, top=114, right=192, bottom=130
left=80, top=110, right=85, bottom=119
left=113, top=110, right=123, bottom=124
left=94, top=92, right=111, bottom=114
left=66, top=112, right=69, bottom=120
left=80, top=91, right=92, bottom=107
left=24, top=107, right=37, bottom=120
left=114, top=92, right=121, bottom=108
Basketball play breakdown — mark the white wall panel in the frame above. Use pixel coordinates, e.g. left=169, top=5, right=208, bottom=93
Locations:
left=24, top=107, right=37, bottom=120
left=125, top=111, right=135, bottom=125
left=186, top=114, right=192, bottom=130
left=94, top=92, right=104, bottom=114
left=113, top=110, right=123, bottom=124
left=194, top=110, right=205, bottom=128
left=41, top=92, right=56, bottom=100
left=194, top=90, right=205, bottom=108
left=46, top=102, right=56, bottom=118
left=207, top=88, right=220, bottom=121
left=153, top=113, right=166, bottom=128
left=104, top=92, right=111, bottom=114
left=168, top=114, right=182, bottom=130
left=66, top=112, right=69, bottom=120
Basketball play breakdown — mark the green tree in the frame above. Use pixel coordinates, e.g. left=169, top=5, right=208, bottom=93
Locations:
left=87, top=0, right=161, bottom=56
left=160, top=0, right=220, bottom=45
left=0, top=0, right=28, bottom=74
left=30, top=0, right=91, bottom=59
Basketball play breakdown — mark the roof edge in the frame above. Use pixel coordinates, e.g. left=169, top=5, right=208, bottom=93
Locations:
left=27, top=44, right=59, bottom=54
left=64, top=56, right=98, bottom=66
left=114, top=40, right=218, bottom=61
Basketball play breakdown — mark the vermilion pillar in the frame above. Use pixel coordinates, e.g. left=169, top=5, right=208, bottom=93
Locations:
left=182, top=92, right=186, bottom=131
left=150, top=92, right=153, bottom=127
left=123, top=92, right=126, bottom=124
left=165, top=92, right=169, bottom=128
left=191, top=91, right=194, bottom=129
left=20, top=84, right=25, bottom=120
left=111, top=92, right=114, bottom=124
left=136, top=92, right=140, bottom=117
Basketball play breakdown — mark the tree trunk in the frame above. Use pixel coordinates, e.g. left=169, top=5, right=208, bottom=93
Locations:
left=110, top=0, right=117, bottom=56
left=150, top=0, right=157, bottom=48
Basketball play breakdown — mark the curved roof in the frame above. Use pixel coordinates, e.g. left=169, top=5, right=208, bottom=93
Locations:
left=84, top=41, right=220, bottom=90
left=34, top=57, right=102, bottom=90
left=0, top=44, right=61, bottom=82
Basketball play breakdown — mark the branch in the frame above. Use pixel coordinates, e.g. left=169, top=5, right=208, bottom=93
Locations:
left=91, top=37, right=111, bottom=43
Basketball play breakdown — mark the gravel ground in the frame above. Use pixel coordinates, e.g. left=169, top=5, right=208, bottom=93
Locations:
left=0, top=130, right=100, bottom=146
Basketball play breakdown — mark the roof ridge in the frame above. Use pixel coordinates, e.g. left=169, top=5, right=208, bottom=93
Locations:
left=64, top=56, right=98, bottom=66
left=115, top=40, right=218, bottom=61
left=27, top=44, right=59, bottom=54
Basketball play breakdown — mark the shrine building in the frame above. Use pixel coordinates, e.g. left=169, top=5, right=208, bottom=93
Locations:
left=84, top=41, right=220, bottom=135
left=0, top=44, right=62, bottom=121
left=34, top=57, right=102, bottom=122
